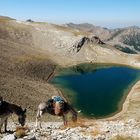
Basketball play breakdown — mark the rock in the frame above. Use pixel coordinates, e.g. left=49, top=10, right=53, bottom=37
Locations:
left=1, top=134, right=16, bottom=140
left=26, top=19, right=34, bottom=22
left=24, top=135, right=36, bottom=140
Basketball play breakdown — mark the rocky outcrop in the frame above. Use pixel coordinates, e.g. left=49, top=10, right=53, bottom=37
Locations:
left=72, top=36, right=105, bottom=53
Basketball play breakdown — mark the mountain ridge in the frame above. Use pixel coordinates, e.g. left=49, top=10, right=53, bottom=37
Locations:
left=66, top=23, right=140, bottom=54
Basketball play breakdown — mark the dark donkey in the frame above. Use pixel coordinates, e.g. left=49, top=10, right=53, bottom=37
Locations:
left=36, top=96, right=77, bottom=128
left=0, top=99, right=26, bottom=133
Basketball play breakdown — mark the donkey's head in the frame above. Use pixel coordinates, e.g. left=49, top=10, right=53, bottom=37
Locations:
left=18, top=109, right=26, bottom=126
left=54, top=101, right=65, bottom=115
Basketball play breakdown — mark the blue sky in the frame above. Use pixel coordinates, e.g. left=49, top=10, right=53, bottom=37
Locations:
left=0, top=0, right=140, bottom=28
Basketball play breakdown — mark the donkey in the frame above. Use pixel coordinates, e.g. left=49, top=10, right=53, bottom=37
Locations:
left=0, top=101, right=26, bottom=133
left=36, top=96, right=77, bottom=128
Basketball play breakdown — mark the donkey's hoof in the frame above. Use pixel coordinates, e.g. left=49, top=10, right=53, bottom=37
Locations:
left=5, top=130, right=14, bottom=134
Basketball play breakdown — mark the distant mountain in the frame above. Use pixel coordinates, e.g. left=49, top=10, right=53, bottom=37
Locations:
left=107, top=26, right=140, bottom=54
left=65, top=23, right=114, bottom=41
left=66, top=23, right=140, bottom=54
left=0, top=15, right=15, bottom=20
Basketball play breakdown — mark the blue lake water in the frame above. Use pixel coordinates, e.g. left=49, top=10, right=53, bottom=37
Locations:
left=50, top=64, right=140, bottom=118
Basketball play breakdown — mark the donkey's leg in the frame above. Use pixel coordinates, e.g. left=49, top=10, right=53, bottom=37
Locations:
left=62, top=115, right=67, bottom=126
left=36, top=110, right=43, bottom=128
left=35, top=109, right=40, bottom=128
left=35, top=110, right=39, bottom=127
left=69, top=107, right=77, bottom=123
left=0, top=121, right=3, bottom=133
left=72, top=112, right=77, bottom=123
left=38, top=110, right=43, bottom=128
left=4, top=118, right=8, bottom=132
left=0, top=118, right=4, bottom=133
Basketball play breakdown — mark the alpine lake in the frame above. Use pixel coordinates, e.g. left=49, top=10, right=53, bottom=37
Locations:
left=50, top=63, right=140, bottom=119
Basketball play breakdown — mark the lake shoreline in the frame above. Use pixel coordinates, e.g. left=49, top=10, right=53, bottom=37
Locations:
left=55, top=80, right=140, bottom=121
left=57, top=80, right=140, bottom=120
left=50, top=63, right=140, bottom=121
left=101, top=80, right=140, bottom=121
left=50, top=79, right=140, bottom=122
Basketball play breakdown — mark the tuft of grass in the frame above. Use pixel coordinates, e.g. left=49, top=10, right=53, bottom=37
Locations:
left=60, top=119, right=87, bottom=130
left=68, top=119, right=86, bottom=128
left=111, top=135, right=138, bottom=140
left=92, top=129, right=101, bottom=137
left=15, top=126, right=29, bottom=138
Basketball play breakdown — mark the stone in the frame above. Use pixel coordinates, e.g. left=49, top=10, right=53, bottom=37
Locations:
left=1, top=134, right=16, bottom=140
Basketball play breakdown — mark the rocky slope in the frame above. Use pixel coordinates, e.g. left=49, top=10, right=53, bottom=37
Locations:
left=1, top=17, right=139, bottom=67
left=107, top=26, right=140, bottom=54
left=1, top=119, right=140, bottom=140
left=0, top=16, right=59, bottom=118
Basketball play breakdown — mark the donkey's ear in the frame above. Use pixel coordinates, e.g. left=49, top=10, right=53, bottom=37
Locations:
left=23, top=109, right=27, bottom=113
